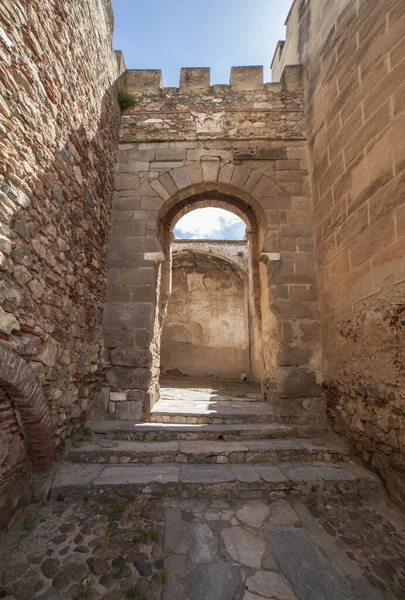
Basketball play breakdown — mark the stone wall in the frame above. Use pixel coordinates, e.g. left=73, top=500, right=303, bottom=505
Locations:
left=161, top=246, right=250, bottom=379
left=0, top=0, right=121, bottom=526
left=104, top=66, right=324, bottom=425
left=273, top=0, right=405, bottom=503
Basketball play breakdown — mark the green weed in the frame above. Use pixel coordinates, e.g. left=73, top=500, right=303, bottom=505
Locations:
left=159, top=568, right=168, bottom=584
left=128, top=526, right=157, bottom=544
left=23, top=516, right=37, bottom=536
left=118, top=90, right=135, bottom=111
left=125, top=587, right=147, bottom=600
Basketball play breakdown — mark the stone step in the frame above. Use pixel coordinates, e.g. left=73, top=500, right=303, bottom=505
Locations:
left=67, top=438, right=349, bottom=465
left=150, top=399, right=276, bottom=424
left=51, top=460, right=379, bottom=501
left=87, top=420, right=297, bottom=441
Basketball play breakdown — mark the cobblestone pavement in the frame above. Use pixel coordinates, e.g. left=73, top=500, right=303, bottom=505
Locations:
left=1, top=492, right=405, bottom=600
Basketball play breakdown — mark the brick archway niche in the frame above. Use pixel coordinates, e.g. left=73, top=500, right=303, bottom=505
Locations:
left=104, top=179, right=325, bottom=428
left=0, top=344, right=55, bottom=525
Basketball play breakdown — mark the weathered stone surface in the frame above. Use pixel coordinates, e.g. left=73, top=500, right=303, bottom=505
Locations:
left=189, top=564, right=241, bottom=600
left=221, top=527, right=266, bottom=567
left=87, top=557, right=110, bottom=575
left=246, top=571, right=297, bottom=599
left=110, top=348, right=153, bottom=368
left=164, top=508, right=186, bottom=554
left=164, top=554, right=187, bottom=600
left=236, top=501, right=270, bottom=528
left=186, top=523, right=218, bottom=564
left=269, top=529, right=358, bottom=600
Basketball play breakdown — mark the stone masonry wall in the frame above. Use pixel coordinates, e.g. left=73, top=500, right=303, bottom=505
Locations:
left=104, top=66, right=324, bottom=424
left=273, top=0, right=405, bottom=503
left=0, top=0, right=121, bottom=523
left=161, top=249, right=250, bottom=379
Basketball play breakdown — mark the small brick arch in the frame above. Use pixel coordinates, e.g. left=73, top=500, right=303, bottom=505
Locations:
left=0, top=344, right=55, bottom=479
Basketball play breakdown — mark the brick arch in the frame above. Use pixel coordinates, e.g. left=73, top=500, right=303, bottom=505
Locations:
left=0, top=344, right=55, bottom=482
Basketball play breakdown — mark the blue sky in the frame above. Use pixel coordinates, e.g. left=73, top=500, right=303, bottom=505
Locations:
left=111, top=0, right=292, bottom=238
left=111, top=0, right=292, bottom=88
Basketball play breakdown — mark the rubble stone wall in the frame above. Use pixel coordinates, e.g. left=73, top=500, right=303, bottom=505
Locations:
left=273, top=0, right=405, bottom=503
left=161, top=248, right=250, bottom=379
left=0, top=0, right=121, bottom=527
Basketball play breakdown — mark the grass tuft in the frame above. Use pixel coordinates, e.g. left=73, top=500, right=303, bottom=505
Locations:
left=118, top=90, right=135, bottom=111
left=125, top=587, right=147, bottom=600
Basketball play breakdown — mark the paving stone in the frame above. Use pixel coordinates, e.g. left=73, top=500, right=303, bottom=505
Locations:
left=52, top=572, right=71, bottom=591
left=164, top=508, right=187, bottom=553
left=53, top=535, right=67, bottom=545
left=135, top=562, right=153, bottom=577
left=27, top=552, right=45, bottom=564
left=189, top=564, right=241, bottom=600
left=95, top=464, right=180, bottom=485
left=269, top=529, right=358, bottom=600
left=255, top=465, right=288, bottom=483
left=102, top=591, right=123, bottom=600
left=231, top=464, right=260, bottom=483
left=87, top=557, right=110, bottom=575
left=352, top=577, right=385, bottom=600
left=186, top=523, right=218, bottom=564
left=99, top=574, right=115, bottom=588
left=268, top=500, right=299, bottom=528
left=282, top=466, right=319, bottom=482
left=117, top=566, right=132, bottom=578
left=112, top=556, right=126, bottom=570
left=60, top=524, right=75, bottom=534
left=127, top=552, right=149, bottom=563
left=41, top=559, right=60, bottom=579
left=163, top=554, right=187, bottom=600
left=74, top=545, right=89, bottom=553
left=180, top=465, right=235, bottom=483
left=236, top=500, right=270, bottom=528
left=221, top=526, right=266, bottom=567
left=246, top=570, right=297, bottom=599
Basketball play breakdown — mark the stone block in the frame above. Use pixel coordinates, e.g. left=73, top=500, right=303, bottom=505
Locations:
left=230, top=66, right=263, bottom=90
left=103, top=303, right=155, bottom=331
left=126, top=69, right=162, bottom=94
left=109, top=237, right=144, bottom=260
left=277, top=345, right=310, bottom=367
left=258, top=147, right=287, bottom=160
left=110, top=347, right=153, bottom=368
left=273, top=300, right=320, bottom=320
left=155, top=148, right=186, bottom=162
left=103, top=330, right=134, bottom=349
left=106, top=368, right=152, bottom=390
left=115, top=401, right=143, bottom=421
left=180, top=68, right=210, bottom=92
left=276, top=367, right=323, bottom=399
left=170, top=167, right=191, bottom=190
left=111, top=221, right=146, bottom=237
left=150, top=179, right=170, bottom=200
left=201, top=157, right=220, bottom=182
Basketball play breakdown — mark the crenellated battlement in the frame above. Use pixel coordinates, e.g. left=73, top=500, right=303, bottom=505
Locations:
left=124, top=65, right=302, bottom=96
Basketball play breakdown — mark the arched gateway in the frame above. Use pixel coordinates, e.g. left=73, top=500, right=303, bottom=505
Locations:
left=103, top=66, right=324, bottom=425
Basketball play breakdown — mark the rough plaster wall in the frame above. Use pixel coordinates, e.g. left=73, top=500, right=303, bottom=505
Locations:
left=161, top=251, right=250, bottom=378
left=277, top=0, right=405, bottom=501
left=0, top=0, right=120, bottom=479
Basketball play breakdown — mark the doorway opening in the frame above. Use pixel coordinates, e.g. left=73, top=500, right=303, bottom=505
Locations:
left=157, top=198, right=266, bottom=408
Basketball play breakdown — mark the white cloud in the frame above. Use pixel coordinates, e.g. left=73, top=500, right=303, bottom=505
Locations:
left=174, top=208, right=246, bottom=240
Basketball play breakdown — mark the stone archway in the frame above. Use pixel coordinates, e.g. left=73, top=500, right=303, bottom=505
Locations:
left=105, top=137, right=324, bottom=425
left=0, top=344, right=55, bottom=508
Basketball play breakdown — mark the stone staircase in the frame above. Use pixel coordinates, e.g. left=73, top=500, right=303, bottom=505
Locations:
left=51, top=380, right=380, bottom=501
